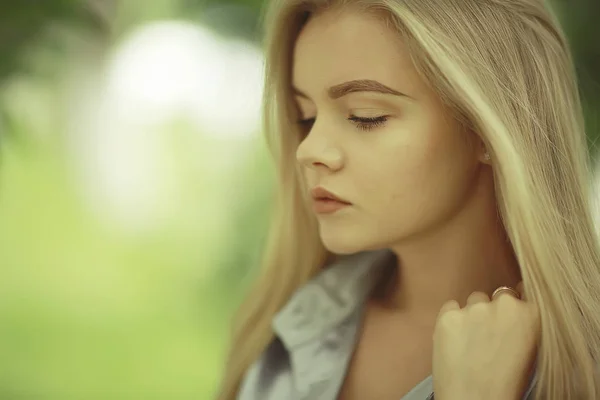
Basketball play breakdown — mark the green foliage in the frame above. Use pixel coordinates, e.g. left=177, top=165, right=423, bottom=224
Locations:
left=0, top=0, right=107, bottom=81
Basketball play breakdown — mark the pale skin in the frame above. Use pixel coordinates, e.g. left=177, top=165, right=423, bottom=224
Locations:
left=292, top=8, right=540, bottom=400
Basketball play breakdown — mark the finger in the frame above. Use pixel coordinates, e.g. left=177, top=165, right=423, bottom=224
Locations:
left=437, top=299, right=460, bottom=319
left=466, top=291, right=490, bottom=306
left=516, top=281, right=526, bottom=301
left=491, top=286, right=520, bottom=301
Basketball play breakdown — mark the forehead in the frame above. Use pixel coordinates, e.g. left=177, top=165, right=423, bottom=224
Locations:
left=292, top=9, right=422, bottom=96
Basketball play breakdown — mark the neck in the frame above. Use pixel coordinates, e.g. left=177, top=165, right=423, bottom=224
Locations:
left=383, top=167, right=521, bottom=323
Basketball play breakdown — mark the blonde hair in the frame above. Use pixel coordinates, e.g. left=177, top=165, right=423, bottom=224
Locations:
left=217, top=0, right=600, bottom=398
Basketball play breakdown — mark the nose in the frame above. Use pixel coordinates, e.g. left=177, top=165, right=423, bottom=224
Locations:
left=296, top=123, right=344, bottom=172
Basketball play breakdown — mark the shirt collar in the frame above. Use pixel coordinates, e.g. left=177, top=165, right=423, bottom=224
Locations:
left=272, top=249, right=394, bottom=350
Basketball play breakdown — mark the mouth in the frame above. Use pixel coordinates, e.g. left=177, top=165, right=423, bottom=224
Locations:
left=311, top=186, right=351, bottom=214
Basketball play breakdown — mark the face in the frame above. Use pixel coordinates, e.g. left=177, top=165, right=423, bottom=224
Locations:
left=292, top=9, right=483, bottom=254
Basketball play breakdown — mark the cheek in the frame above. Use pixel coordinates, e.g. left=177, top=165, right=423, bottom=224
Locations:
left=362, top=123, right=476, bottom=214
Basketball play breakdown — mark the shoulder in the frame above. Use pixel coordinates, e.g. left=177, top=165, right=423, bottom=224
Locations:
left=236, top=338, right=293, bottom=400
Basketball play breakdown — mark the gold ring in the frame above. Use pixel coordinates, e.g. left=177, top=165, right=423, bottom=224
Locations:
left=492, top=286, right=520, bottom=300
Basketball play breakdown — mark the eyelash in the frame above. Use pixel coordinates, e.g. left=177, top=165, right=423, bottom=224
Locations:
left=297, top=115, right=389, bottom=132
left=348, top=115, right=388, bottom=131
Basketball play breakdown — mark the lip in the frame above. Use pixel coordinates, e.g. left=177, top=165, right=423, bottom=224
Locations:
left=311, top=186, right=351, bottom=214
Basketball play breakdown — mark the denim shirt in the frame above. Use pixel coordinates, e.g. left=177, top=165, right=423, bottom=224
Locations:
left=237, top=250, right=537, bottom=400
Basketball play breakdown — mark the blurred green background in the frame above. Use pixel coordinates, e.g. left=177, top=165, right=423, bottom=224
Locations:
left=0, top=0, right=597, bottom=399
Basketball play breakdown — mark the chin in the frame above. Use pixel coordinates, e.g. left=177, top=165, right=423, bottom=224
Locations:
left=320, top=231, right=386, bottom=255
left=322, top=241, right=361, bottom=255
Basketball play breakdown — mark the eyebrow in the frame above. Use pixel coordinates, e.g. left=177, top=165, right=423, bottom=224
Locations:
left=292, top=79, right=411, bottom=100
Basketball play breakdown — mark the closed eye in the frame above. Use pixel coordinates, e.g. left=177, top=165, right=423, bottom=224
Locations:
left=348, top=115, right=389, bottom=131
left=295, top=115, right=389, bottom=133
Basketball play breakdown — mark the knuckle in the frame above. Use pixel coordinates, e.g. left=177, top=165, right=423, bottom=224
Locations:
left=469, top=302, right=489, bottom=314
left=467, top=291, right=487, bottom=302
left=438, top=309, right=461, bottom=328
left=497, top=294, right=519, bottom=307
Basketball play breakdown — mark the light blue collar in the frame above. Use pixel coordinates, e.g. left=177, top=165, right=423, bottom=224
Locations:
left=272, top=249, right=393, bottom=350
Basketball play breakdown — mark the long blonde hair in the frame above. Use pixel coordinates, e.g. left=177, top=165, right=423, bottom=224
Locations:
left=217, top=0, right=600, bottom=398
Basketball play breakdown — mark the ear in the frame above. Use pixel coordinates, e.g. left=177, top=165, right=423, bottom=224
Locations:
left=475, top=138, right=492, bottom=165
left=466, top=128, right=492, bottom=165
left=480, top=149, right=492, bottom=164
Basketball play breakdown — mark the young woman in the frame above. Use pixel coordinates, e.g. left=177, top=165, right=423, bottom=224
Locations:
left=217, top=0, right=600, bottom=399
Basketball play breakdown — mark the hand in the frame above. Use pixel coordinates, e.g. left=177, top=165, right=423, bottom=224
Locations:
left=432, top=283, right=540, bottom=400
